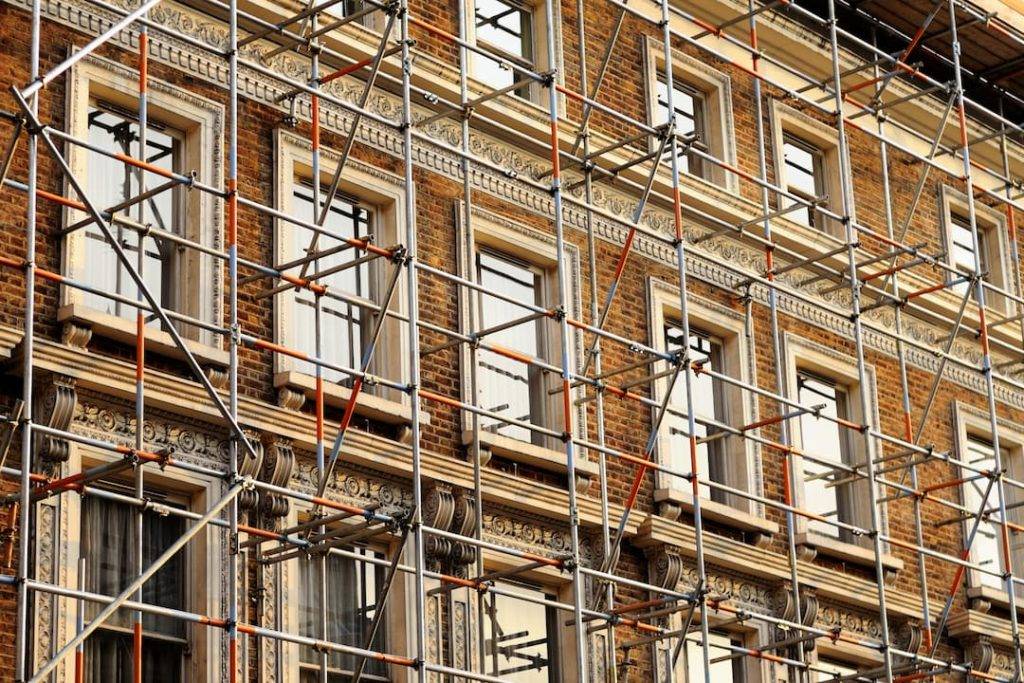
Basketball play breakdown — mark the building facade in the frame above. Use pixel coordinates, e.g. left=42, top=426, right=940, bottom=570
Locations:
left=0, top=0, right=1022, bottom=680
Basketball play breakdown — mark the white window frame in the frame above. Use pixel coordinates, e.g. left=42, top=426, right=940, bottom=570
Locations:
left=62, top=52, right=224, bottom=356
left=782, top=334, right=900, bottom=571
left=455, top=204, right=592, bottom=478
left=54, top=443, right=225, bottom=681
left=952, top=401, right=1024, bottom=606
left=461, top=0, right=562, bottom=106
left=768, top=98, right=853, bottom=238
left=426, top=555, right=578, bottom=681
left=643, top=37, right=738, bottom=193
left=281, top=501, right=411, bottom=683
left=939, top=184, right=1015, bottom=315
left=273, top=129, right=412, bottom=424
left=647, top=279, right=774, bottom=537
left=653, top=614, right=769, bottom=683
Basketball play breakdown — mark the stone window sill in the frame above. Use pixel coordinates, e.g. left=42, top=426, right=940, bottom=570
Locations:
left=966, top=584, right=1022, bottom=613
left=59, top=303, right=227, bottom=368
left=465, top=430, right=600, bottom=483
left=796, top=530, right=903, bottom=574
left=654, top=486, right=779, bottom=540
left=274, top=370, right=428, bottom=427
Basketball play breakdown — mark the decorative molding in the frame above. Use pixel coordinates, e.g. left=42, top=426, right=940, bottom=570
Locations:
left=259, top=437, right=295, bottom=518
left=33, top=373, right=78, bottom=472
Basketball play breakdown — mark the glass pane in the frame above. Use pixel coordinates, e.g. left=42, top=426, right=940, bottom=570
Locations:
left=476, top=250, right=545, bottom=443
left=783, top=136, right=821, bottom=227
left=964, top=435, right=1007, bottom=590
left=798, top=371, right=850, bottom=537
left=474, top=0, right=533, bottom=97
left=483, top=581, right=559, bottom=682
left=299, top=547, right=388, bottom=679
left=682, top=631, right=743, bottom=683
left=663, top=324, right=724, bottom=501
left=81, top=492, right=186, bottom=681
left=655, top=76, right=706, bottom=176
left=950, top=215, right=989, bottom=298
left=287, top=182, right=372, bottom=384
left=84, top=104, right=180, bottom=325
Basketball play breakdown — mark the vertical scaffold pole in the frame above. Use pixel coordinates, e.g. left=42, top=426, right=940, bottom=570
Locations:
left=826, top=0, right=894, bottom=679
left=399, top=2, right=429, bottom=681
left=946, top=0, right=1024, bottom=676
left=656, top=0, right=713, bottom=678
left=541, top=0, right=588, bottom=677
left=14, top=0, right=40, bottom=675
left=227, top=0, right=242, bottom=675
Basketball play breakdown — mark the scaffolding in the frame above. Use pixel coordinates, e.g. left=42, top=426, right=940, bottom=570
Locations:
left=0, top=0, right=1023, bottom=679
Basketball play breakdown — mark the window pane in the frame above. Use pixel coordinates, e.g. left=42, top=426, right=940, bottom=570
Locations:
left=655, top=76, right=706, bottom=177
left=483, top=580, right=559, bottom=682
left=950, top=214, right=989, bottom=298
left=681, top=631, right=743, bottom=683
left=476, top=250, right=545, bottom=443
left=81, top=492, right=186, bottom=681
left=798, top=371, right=850, bottom=537
left=474, top=0, right=534, bottom=97
left=663, top=324, right=725, bottom=501
left=84, top=104, right=180, bottom=326
left=964, top=435, right=1006, bottom=590
left=287, top=182, right=373, bottom=385
left=783, top=136, right=821, bottom=227
left=299, top=547, right=388, bottom=680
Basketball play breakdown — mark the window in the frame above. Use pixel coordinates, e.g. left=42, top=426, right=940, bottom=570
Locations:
left=782, top=134, right=825, bottom=228
left=285, top=180, right=374, bottom=385
left=83, top=101, right=183, bottom=329
left=63, top=55, right=224, bottom=350
left=797, top=370, right=855, bottom=541
left=473, top=0, right=536, bottom=99
left=663, top=323, right=726, bottom=503
left=476, top=249, right=549, bottom=444
left=81, top=490, right=187, bottom=682
left=941, top=185, right=1012, bottom=313
left=676, top=631, right=745, bottom=683
left=655, top=74, right=708, bottom=178
left=298, top=547, right=388, bottom=681
left=963, top=435, right=1010, bottom=591
left=482, top=580, right=560, bottom=681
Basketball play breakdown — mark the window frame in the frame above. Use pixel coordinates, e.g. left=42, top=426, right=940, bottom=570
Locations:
left=952, top=401, right=1024, bottom=604
left=463, top=0, right=560, bottom=106
left=782, top=333, right=900, bottom=571
left=62, top=53, right=225, bottom=353
left=455, top=204, right=590, bottom=476
left=653, top=614, right=768, bottom=683
left=939, top=184, right=1015, bottom=315
left=647, top=279, right=773, bottom=536
left=273, top=129, right=412, bottom=422
left=768, top=98, right=851, bottom=238
left=282, top=502, right=411, bottom=683
left=781, top=133, right=826, bottom=229
left=56, top=442, right=225, bottom=681
left=643, top=37, right=739, bottom=192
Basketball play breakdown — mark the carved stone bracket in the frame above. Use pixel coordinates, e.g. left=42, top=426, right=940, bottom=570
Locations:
left=61, top=320, right=92, bottom=349
left=423, top=482, right=477, bottom=573
left=33, top=373, right=78, bottom=473
left=258, top=437, right=294, bottom=518
left=647, top=547, right=685, bottom=592
left=962, top=635, right=994, bottom=674
left=277, top=386, right=305, bottom=411
left=892, top=621, right=923, bottom=667
left=771, top=584, right=819, bottom=651
left=237, top=430, right=264, bottom=511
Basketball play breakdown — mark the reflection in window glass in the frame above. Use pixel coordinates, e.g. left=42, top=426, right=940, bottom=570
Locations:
left=483, top=580, right=559, bottom=682
left=82, top=491, right=186, bottom=682
left=964, top=435, right=1008, bottom=590
left=679, top=630, right=744, bottom=682
left=782, top=134, right=824, bottom=228
left=475, top=249, right=547, bottom=444
left=287, top=182, right=373, bottom=385
left=474, top=0, right=534, bottom=98
left=663, top=324, right=725, bottom=501
left=797, top=371, right=853, bottom=539
left=84, top=102, right=181, bottom=327
left=655, top=74, right=707, bottom=178
left=299, top=547, right=388, bottom=681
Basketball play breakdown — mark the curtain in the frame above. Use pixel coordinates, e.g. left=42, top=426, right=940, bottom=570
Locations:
left=299, top=550, right=388, bottom=680
left=81, top=495, right=185, bottom=682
